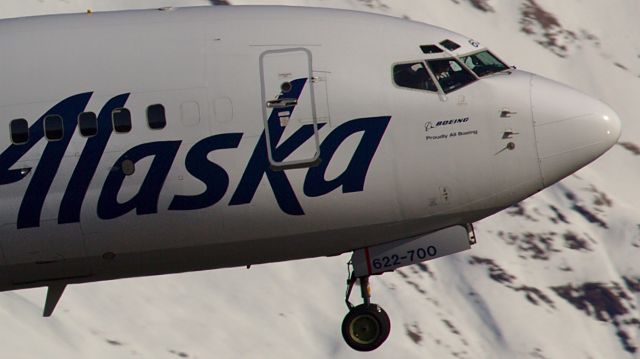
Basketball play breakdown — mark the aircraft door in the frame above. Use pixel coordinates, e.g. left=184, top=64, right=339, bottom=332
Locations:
left=259, top=48, right=321, bottom=169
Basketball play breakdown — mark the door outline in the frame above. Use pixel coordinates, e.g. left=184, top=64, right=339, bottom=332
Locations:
left=259, top=48, right=321, bottom=169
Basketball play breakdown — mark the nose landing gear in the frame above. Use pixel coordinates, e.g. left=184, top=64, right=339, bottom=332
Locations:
left=342, top=274, right=391, bottom=351
left=340, top=225, right=476, bottom=350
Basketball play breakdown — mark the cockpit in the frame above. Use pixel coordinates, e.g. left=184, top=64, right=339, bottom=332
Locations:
left=393, top=39, right=510, bottom=95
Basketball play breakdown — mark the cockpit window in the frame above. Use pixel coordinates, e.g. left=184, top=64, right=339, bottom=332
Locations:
left=439, top=39, right=461, bottom=51
left=393, top=62, right=437, bottom=92
left=427, top=58, right=476, bottom=93
left=460, top=51, right=509, bottom=77
left=420, top=45, right=443, bottom=54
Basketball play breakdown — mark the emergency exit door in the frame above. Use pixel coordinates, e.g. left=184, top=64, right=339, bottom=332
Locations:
left=259, top=48, right=321, bottom=169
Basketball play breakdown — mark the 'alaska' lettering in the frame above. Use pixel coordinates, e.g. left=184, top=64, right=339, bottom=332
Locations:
left=58, top=93, right=130, bottom=224
left=229, top=78, right=319, bottom=215
left=169, top=133, right=243, bottom=211
left=0, top=80, right=391, bottom=228
left=97, top=141, right=181, bottom=220
left=304, top=117, right=390, bottom=197
left=0, top=93, right=92, bottom=228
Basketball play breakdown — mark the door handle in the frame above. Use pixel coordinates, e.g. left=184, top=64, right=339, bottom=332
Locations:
left=266, top=98, right=298, bottom=109
left=500, top=109, right=518, bottom=118
left=502, top=129, right=520, bottom=139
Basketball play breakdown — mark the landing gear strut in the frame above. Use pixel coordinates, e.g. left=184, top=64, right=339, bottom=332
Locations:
left=342, top=272, right=390, bottom=351
left=340, top=225, right=476, bottom=350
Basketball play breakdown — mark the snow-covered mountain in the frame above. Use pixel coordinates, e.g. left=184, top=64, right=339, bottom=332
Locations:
left=1, top=1, right=639, bottom=358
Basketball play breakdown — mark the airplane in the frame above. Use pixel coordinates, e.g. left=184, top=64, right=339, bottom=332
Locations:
left=0, top=5, right=621, bottom=351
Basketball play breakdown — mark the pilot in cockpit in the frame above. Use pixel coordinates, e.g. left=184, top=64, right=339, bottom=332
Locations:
left=431, top=60, right=451, bottom=81
left=393, top=62, right=436, bottom=91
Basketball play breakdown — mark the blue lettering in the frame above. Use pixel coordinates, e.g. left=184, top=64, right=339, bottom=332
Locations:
left=0, top=93, right=92, bottom=187
left=229, top=78, right=325, bottom=215
left=2, top=87, right=392, bottom=228
left=97, top=141, right=181, bottom=220
left=304, top=116, right=390, bottom=197
left=58, top=93, right=130, bottom=224
left=169, top=133, right=242, bottom=211
left=12, top=93, right=93, bottom=228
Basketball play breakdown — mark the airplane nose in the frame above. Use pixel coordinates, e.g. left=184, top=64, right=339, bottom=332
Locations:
left=531, top=76, right=621, bottom=186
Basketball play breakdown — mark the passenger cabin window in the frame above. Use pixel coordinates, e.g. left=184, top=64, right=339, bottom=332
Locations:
left=460, top=51, right=509, bottom=77
left=393, top=62, right=437, bottom=92
left=44, top=115, right=64, bottom=141
left=78, top=112, right=98, bottom=137
left=147, top=104, right=166, bottom=130
left=427, top=58, right=476, bottom=93
left=112, top=108, right=132, bottom=133
left=10, top=119, right=29, bottom=144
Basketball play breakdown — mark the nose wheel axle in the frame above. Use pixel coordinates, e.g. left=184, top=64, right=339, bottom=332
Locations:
left=342, top=273, right=390, bottom=351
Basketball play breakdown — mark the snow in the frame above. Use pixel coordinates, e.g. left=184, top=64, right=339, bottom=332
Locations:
left=1, top=0, right=640, bottom=358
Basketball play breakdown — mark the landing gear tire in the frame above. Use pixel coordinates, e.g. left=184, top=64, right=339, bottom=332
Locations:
left=342, top=273, right=391, bottom=351
left=341, top=303, right=390, bottom=352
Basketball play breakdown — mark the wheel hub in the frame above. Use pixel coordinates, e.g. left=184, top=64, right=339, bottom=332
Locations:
left=349, top=314, right=380, bottom=344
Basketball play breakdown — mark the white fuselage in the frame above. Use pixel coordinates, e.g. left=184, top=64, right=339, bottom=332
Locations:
left=0, top=6, right=620, bottom=289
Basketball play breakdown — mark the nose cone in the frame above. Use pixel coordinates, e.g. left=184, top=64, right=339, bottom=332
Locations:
left=532, top=76, right=621, bottom=186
